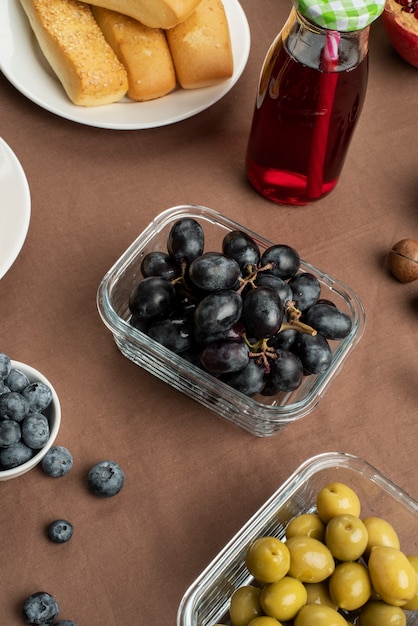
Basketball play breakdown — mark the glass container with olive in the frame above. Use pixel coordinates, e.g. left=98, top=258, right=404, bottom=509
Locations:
left=211, top=481, right=417, bottom=626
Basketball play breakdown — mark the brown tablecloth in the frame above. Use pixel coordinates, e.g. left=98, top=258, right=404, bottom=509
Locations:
left=1, top=1, right=417, bottom=624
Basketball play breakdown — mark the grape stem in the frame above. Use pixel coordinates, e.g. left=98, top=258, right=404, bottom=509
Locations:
left=170, top=261, right=199, bottom=301
left=284, top=302, right=317, bottom=335
left=246, top=336, right=277, bottom=373
left=237, top=262, right=274, bottom=294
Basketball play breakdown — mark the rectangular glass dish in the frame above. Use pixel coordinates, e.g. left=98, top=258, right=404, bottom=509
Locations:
left=177, top=452, right=418, bottom=626
left=97, top=205, right=366, bottom=436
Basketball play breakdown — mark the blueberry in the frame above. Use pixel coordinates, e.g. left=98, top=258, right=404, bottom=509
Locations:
left=5, top=368, right=30, bottom=392
left=47, top=519, right=74, bottom=543
left=22, top=381, right=53, bottom=412
left=0, top=391, right=30, bottom=422
left=41, top=446, right=73, bottom=477
left=0, top=419, right=21, bottom=448
left=55, top=622, right=77, bottom=626
left=0, top=380, right=10, bottom=395
left=0, top=352, right=11, bottom=380
left=0, top=441, right=34, bottom=468
left=88, top=460, right=125, bottom=497
left=22, top=591, right=59, bottom=624
left=21, top=413, right=50, bottom=449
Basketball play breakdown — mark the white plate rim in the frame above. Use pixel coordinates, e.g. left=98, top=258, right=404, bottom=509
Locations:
left=0, top=0, right=251, bottom=130
left=0, top=137, right=31, bottom=280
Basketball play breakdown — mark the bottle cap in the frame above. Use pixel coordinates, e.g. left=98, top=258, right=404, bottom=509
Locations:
left=294, top=0, right=385, bottom=31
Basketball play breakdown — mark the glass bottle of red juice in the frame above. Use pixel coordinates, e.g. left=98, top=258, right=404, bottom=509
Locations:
left=245, top=0, right=385, bottom=205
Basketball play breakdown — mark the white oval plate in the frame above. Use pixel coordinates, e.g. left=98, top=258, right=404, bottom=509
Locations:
left=0, top=0, right=251, bottom=130
left=0, top=138, right=31, bottom=280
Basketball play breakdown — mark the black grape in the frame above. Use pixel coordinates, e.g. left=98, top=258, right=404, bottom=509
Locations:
left=260, top=244, right=300, bottom=279
left=288, top=272, right=321, bottom=311
left=140, top=251, right=181, bottom=281
left=293, top=333, right=333, bottom=374
left=200, top=339, right=249, bottom=374
left=269, top=349, right=304, bottom=392
left=221, top=359, right=266, bottom=396
left=194, top=290, right=243, bottom=336
left=194, top=321, right=245, bottom=348
left=222, top=230, right=261, bottom=274
left=243, top=286, right=283, bottom=339
left=268, top=328, right=298, bottom=351
left=188, top=252, right=241, bottom=292
left=148, top=315, right=193, bottom=354
left=255, top=273, right=293, bottom=307
left=167, top=218, right=204, bottom=263
left=129, top=315, right=149, bottom=333
left=129, top=276, right=176, bottom=320
left=303, top=303, right=352, bottom=340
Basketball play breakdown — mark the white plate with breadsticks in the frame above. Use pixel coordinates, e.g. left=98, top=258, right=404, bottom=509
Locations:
left=0, top=0, right=251, bottom=130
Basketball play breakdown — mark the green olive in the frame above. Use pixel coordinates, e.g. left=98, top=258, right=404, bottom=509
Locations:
left=286, top=536, right=335, bottom=583
left=229, top=585, right=263, bottom=626
left=358, top=600, right=406, bottom=626
left=260, top=576, right=307, bottom=621
left=316, top=482, right=361, bottom=523
left=362, top=517, right=400, bottom=558
left=328, top=561, right=371, bottom=610
left=325, top=514, right=368, bottom=561
left=304, top=582, right=338, bottom=609
left=294, top=603, right=348, bottom=625
left=286, top=513, right=325, bottom=542
left=245, top=536, right=290, bottom=584
left=368, top=546, right=417, bottom=606
left=402, top=555, right=418, bottom=610
left=248, top=618, right=283, bottom=626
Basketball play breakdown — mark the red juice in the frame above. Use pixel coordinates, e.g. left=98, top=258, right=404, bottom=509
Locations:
left=246, top=35, right=369, bottom=205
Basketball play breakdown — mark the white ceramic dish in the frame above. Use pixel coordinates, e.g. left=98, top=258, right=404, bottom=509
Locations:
left=0, top=0, right=251, bottom=130
left=0, top=138, right=31, bottom=280
left=0, top=361, right=61, bottom=481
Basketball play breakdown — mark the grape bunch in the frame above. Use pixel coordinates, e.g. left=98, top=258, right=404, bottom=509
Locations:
left=128, top=218, right=352, bottom=399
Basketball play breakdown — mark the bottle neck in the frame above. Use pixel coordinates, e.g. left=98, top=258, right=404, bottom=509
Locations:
left=286, top=10, right=370, bottom=70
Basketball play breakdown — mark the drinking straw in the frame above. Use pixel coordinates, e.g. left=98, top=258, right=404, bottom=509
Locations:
left=306, top=29, right=341, bottom=199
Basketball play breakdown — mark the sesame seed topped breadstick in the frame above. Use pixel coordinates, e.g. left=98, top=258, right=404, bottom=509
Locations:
left=19, top=0, right=128, bottom=106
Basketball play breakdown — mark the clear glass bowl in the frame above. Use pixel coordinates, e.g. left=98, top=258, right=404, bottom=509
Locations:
left=97, top=205, right=366, bottom=436
left=177, top=452, right=418, bottom=626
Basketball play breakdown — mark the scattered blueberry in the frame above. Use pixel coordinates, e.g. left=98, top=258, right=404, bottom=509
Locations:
left=21, top=413, right=50, bottom=449
left=5, top=367, right=30, bottom=392
left=0, top=391, right=30, bottom=422
left=22, top=381, right=53, bottom=412
left=0, top=352, right=11, bottom=379
left=55, top=622, right=77, bottom=626
left=0, top=419, right=21, bottom=448
left=41, top=446, right=73, bottom=477
left=22, top=591, right=59, bottom=624
left=47, top=519, right=74, bottom=543
left=88, top=460, right=125, bottom=497
left=0, top=441, right=34, bottom=468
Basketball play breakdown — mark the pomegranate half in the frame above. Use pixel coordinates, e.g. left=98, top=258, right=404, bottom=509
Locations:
left=382, top=0, right=418, bottom=67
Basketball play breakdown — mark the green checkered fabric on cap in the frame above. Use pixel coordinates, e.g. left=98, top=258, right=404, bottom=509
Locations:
left=294, top=0, right=385, bottom=30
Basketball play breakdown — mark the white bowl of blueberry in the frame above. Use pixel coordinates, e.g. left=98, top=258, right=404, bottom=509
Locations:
left=0, top=352, right=61, bottom=480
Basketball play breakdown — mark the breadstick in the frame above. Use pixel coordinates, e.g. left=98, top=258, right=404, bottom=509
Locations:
left=19, top=0, right=128, bottom=106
